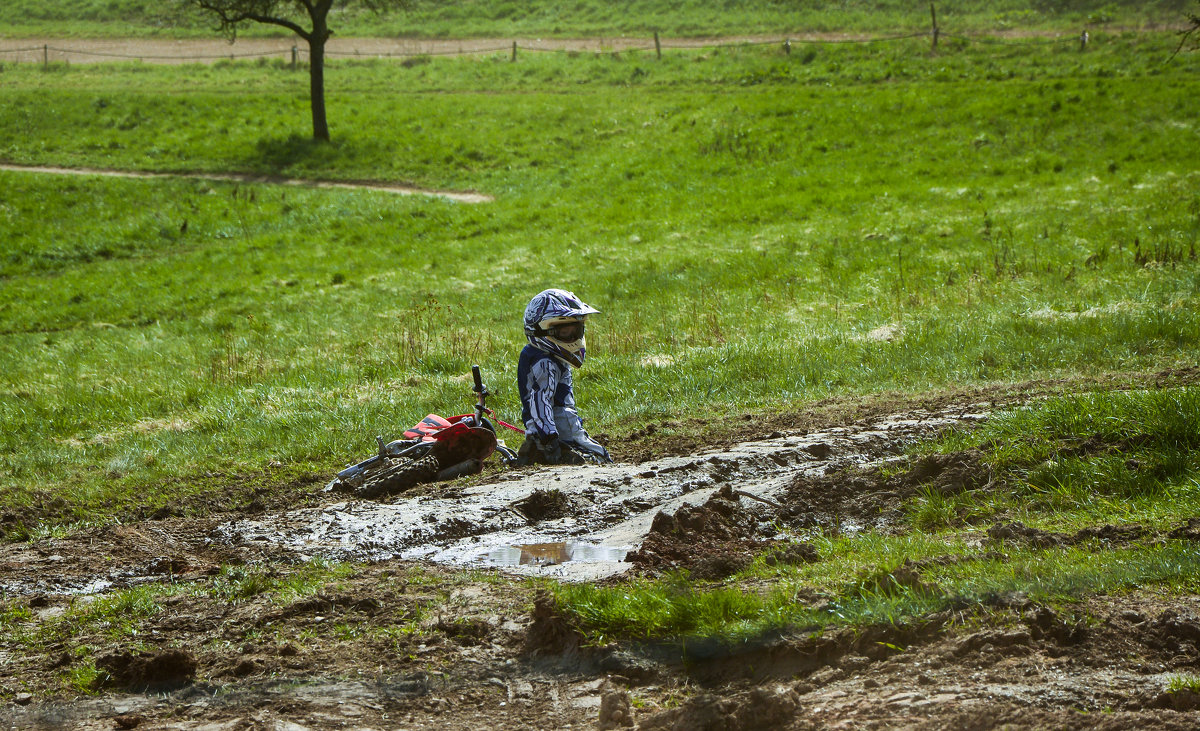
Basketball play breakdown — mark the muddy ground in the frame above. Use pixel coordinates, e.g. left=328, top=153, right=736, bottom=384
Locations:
left=2, top=374, right=1199, bottom=730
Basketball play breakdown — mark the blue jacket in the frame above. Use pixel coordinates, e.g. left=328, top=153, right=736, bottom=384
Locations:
left=517, top=345, right=575, bottom=440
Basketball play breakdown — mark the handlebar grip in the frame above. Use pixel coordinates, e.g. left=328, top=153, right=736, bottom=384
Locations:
left=472, top=365, right=483, bottom=393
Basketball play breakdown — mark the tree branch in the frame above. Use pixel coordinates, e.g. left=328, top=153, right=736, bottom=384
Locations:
left=193, top=0, right=312, bottom=41
left=242, top=12, right=312, bottom=40
left=1169, top=11, right=1199, bottom=62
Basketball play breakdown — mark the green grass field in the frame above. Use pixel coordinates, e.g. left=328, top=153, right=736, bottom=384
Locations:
left=1, top=29, right=1198, bottom=537
left=0, top=0, right=1192, bottom=39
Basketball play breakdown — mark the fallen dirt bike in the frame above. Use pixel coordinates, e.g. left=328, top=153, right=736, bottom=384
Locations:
left=325, top=366, right=523, bottom=499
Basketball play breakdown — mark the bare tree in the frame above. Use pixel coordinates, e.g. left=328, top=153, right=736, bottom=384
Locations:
left=187, top=1, right=406, bottom=141
left=1175, top=0, right=1200, bottom=59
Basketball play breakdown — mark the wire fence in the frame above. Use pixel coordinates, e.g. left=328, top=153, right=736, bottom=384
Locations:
left=0, top=28, right=1089, bottom=67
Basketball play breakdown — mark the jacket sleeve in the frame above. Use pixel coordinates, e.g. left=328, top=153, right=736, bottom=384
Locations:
left=525, top=357, right=560, bottom=439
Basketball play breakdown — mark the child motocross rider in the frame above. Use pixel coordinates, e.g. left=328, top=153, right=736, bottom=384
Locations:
left=515, top=289, right=613, bottom=466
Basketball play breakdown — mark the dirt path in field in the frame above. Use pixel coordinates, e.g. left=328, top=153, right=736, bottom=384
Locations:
left=3, top=35, right=884, bottom=65
left=2, top=376, right=1199, bottom=729
left=0, top=163, right=492, bottom=203
left=0, top=29, right=1121, bottom=66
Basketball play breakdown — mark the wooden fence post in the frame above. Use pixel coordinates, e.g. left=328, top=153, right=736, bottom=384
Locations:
left=930, top=3, right=939, bottom=52
left=1079, top=30, right=1089, bottom=52
left=291, top=46, right=298, bottom=69
left=654, top=31, right=661, bottom=60
left=43, top=44, right=49, bottom=68
left=511, top=41, right=518, bottom=62
left=784, top=39, right=791, bottom=55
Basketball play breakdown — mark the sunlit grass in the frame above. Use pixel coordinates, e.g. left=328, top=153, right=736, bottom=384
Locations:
left=905, top=388, right=1200, bottom=530
left=1168, top=674, right=1200, bottom=694
left=553, top=540, right=1199, bottom=646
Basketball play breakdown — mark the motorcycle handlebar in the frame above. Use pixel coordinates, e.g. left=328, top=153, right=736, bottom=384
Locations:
left=472, top=365, right=484, bottom=393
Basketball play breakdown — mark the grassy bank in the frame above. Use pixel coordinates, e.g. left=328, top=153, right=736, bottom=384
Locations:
left=1, top=33, right=1198, bottom=532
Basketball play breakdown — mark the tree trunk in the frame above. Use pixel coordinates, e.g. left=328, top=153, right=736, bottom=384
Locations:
left=308, top=34, right=330, bottom=142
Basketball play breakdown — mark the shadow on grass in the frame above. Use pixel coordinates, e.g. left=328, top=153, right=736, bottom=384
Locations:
left=244, top=134, right=350, bottom=175
left=232, top=133, right=492, bottom=201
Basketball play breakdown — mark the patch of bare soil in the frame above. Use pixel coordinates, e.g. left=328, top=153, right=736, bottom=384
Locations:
left=2, top=378, right=1199, bottom=729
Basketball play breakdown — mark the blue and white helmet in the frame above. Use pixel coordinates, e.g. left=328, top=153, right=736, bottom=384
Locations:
left=524, top=288, right=600, bottom=368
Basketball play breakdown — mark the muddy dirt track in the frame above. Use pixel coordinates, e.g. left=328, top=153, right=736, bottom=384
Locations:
left=2, top=375, right=1199, bottom=730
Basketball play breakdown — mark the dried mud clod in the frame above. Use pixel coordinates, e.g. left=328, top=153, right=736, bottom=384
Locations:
left=435, top=616, right=493, bottom=646
left=901, top=449, right=994, bottom=496
left=267, top=593, right=382, bottom=622
left=1073, top=523, right=1148, bottom=544
left=1023, top=606, right=1087, bottom=646
left=597, top=683, right=636, bottom=729
left=94, top=648, right=197, bottom=691
left=626, top=485, right=776, bottom=579
left=763, top=543, right=821, bottom=567
left=514, top=488, right=571, bottom=523
left=1143, top=609, right=1200, bottom=654
left=987, top=521, right=1070, bottom=548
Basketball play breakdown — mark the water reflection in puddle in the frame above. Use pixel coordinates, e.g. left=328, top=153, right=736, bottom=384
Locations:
left=476, top=541, right=629, bottom=567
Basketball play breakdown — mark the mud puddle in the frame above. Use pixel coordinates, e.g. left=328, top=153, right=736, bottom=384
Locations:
left=476, top=541, right=630, bottom=568
left=208, top=407, right=987, bottom=582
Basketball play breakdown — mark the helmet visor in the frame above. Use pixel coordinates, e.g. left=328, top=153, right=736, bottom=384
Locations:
left=547, top=321, right=585, bottom=342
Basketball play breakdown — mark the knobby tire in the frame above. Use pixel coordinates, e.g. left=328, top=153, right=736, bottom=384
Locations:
left=356, top=453, right=441, bottom=499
